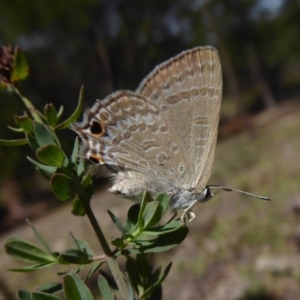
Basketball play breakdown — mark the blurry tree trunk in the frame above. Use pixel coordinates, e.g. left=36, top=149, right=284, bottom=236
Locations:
left=248, top=43, right=276, bottom=108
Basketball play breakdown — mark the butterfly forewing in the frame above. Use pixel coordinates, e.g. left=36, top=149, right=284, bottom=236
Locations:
left=136, top=46, right=222, bottom=191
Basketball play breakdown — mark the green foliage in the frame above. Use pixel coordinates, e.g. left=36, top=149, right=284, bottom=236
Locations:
left=32, top=292, right=63, bottom=300
left=126, top=255, right=172, bottom=300
left=98, top=276, right=115, bottom=300
left=1, top=48, right=189, bottom=300
left=44, top=104, right=59, bottom=127
left=109, top=191, right=188, bottom=255
left=11, top=47, right=29, bottom=83
left=36, top=145, right=66, bottom=166
left=63, top=272, right=94, bottom=300
left=5, top=238, right=56, bottom=265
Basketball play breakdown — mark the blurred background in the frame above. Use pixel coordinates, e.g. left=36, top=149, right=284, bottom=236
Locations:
left=1, top=0, right=300, bottom=299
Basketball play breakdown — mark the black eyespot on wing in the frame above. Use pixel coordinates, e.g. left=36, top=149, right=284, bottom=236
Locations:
left=90, top=121, right=103, bottom=135
left=89, top=156, right=100, bottom=164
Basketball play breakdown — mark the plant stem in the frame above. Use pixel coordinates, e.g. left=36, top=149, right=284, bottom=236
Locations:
left=80, top=195, right=112, bottom=256
left=80, top=195, right=129, bottom=299
left=14, top=88, right=43, bottom=122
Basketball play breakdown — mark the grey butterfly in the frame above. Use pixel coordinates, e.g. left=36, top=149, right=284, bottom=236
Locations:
left=73, top=46, right=270, bottom=221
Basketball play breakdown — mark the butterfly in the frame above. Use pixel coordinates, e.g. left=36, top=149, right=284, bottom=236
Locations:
left=73, top=46, right=270, bottom=221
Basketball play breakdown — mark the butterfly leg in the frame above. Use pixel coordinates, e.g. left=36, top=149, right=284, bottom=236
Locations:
left=180, top=200, right=198, bottom=222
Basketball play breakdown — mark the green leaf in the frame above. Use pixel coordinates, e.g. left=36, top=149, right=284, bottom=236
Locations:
left=14, top=88, right=42, bottom=122
left=128, top=282, right=135, bottom=300
left=5, top=238, right=57, bottom=263
left=36, top=145, right=66, bottom=166
left=56, top=105, right=64, bottom=120
left=146, top=266, right=161, bottom=287
left=26, top=220, right=53, bottom=254
left=51, top=174, right=78, bottom=201
left=27, top=156, right=57, bottom=174
left=56, top=86, right=84, bottom=130
left=14, top=114, right=21, bottom=127
left=12, top=47, right=29, bottom=82
left=125, top=204, right=140, bottom=233
left=107, top=210, right=128, bottom=236
left=98, top=270, right=118, bottom=291
left=81, top=172, right=92, bottom=187
left=142, top=201, right=162, bottom=229
left=17, top=290, right=32, bottom=300
left=57, top=265, right=84, bottom=276
left=154, top=193, right=170, bottom=216
left=13, top=113, right=33, bottom=133
left=74, top=239, right=94, bottom=257
left=32, top=292, right=63, bottom=300
left=141, top=263, right=172, bottom=300
left=60, top=249, right=93, bottom=264
left=84, top=262, right=103, bottom=280
left=26, top=133, right=40, bottom=151
left=81, top=173, right=94, bottom=195
left=111, top=238, right=126, bottom=248
left=126, top=259, right=142, bottom=295
left=138, top=190, right=152, bottom=231
left=119, top=225, right=188, bottom=254
left=56, top=256, right=72, bottom=266
left=71, top=196, right=86, bottom=216
left=136, top=254, right=153, bottom=280
left=71, top=137, right=79, bottom=164
left=98, top=275, right=114, bottom=300
left=38, top=283, right=63, bottom=295
left=33, top=121, right=60, bottom=147
left=0, top=138, right=27, bottom=146
left=44, top=104, right=58, bottom=127
left=63, top=272, right=94, bottom=300
left=77, top=158, right=85, bottom=176
left=142, top=220, right=184, bottom=235
left=16, top=115, right=33, bottom=133
left=9, top=262, right=57, bottom=272
left=148, top=225, right=189, bottom=252
left=7, top=125, right=24, bottom=132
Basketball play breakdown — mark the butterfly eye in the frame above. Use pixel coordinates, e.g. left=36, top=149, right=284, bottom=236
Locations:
left=90, top=121, right=104, bottom=136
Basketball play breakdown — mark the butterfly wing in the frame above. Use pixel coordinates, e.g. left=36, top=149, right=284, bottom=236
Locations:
left=136, top=46, right=222, bottom=192
left=74, top=91, right=193, bottom=194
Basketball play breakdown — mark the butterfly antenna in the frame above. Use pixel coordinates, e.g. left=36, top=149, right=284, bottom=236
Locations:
left=208, top=185, right=271, bottom=201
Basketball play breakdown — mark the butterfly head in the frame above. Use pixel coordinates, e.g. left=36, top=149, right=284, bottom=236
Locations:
left=170, top=186, right=217, bottom=209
